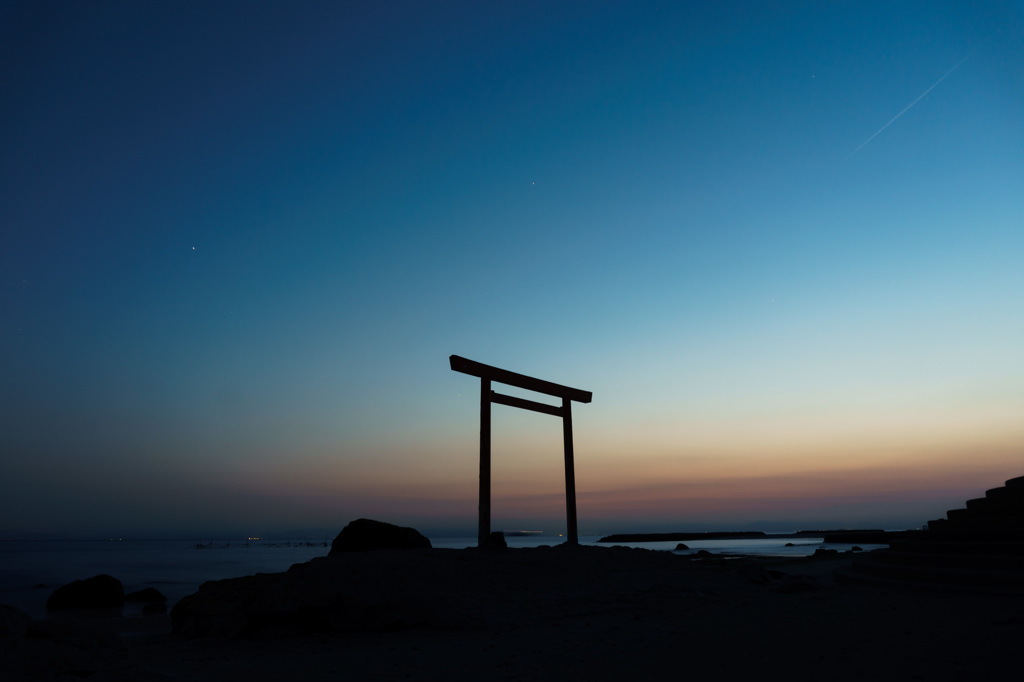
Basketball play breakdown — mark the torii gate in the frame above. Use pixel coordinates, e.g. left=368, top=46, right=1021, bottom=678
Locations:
left=449, top=355, right=592, bottom=546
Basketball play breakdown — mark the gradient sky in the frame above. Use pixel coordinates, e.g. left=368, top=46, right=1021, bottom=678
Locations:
left=2, top=1, right=1023, bottom=538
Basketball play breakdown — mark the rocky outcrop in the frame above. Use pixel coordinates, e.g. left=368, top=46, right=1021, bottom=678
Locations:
left=171, top=545, right=703, bottom=639
left=46, top=575, right=124, bottom=610
left=927, top=475, right=1024, bottom=532
left=329, top=519, right=432, bottom=554
left=837, top=475, right=1024, bottom=594
left=126, top=587, right=168, bottom=614
left=125, top=587, right=166, bottom=603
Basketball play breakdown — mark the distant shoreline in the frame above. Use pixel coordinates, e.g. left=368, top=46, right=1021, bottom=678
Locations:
left=598, top=529, right=891, bottom=543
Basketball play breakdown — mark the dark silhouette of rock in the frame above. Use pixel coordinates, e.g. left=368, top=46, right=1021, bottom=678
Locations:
left=125, top=587, right=166, bottom=603
left=837, top=475, right=1024, bottom=593
left=927, top=475, right=1024, bottom=532
left=736, top=564, right=780, bottom=585
left=126, top=587, right=167, bottom=614
left=695, top=550, right=714, bottom=557
left=675, top=543, right=689, bottom=550
left=329, top=519, right=431, bottom=554
left=172, top=545, right=698, bottom=639
left=481, top=531, right=507, bottom=550
left=142, top=601, right=168, bottom=614
left=46, top=575, right=124, bottom=610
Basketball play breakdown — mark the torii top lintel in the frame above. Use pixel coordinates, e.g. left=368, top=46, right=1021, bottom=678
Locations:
left=449, top=355, right=592, bottom=404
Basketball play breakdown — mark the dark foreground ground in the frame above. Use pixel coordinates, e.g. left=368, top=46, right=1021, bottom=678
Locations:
left=3, top=546, right=1022, bottom=681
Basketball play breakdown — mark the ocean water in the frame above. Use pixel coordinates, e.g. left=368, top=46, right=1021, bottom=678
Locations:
left=0, top=539, right=330, bottom=620
left=0, top=535, right=881, bottom=619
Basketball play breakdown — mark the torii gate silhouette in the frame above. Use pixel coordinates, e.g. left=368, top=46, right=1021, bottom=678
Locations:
left=450, top=355, right=592, bottom=546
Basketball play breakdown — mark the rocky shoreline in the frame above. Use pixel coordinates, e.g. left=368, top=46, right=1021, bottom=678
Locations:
left=6, top=513, right=1024, bottom=680
left=4, top=544, right=1024, bottom=681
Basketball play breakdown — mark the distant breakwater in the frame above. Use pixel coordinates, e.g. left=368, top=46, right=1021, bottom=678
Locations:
left=598, top=531, right=767, bottom=543
left=598, top=529, right=890, bottom=543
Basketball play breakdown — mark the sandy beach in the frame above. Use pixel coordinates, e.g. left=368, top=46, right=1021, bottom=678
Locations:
left=3, top=546, right=1022, bottom=681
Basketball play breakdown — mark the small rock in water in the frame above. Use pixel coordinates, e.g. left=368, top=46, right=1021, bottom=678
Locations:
left=125, top=587, right=166, bottom=603
left=675, top=543, right=689, bottom=550
left=142, top=601, right=168, bottom=614
left=126, top=587, right=168, bottom=615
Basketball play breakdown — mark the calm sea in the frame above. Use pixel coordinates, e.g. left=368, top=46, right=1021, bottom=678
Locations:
left=0, top=535, right=880, bottom=619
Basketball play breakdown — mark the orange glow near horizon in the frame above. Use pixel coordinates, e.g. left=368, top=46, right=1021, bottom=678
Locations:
left=210, top=405, right=1023, bottom=533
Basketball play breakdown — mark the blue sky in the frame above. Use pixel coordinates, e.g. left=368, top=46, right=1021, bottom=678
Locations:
left=2, top=1, right=1022, bottom=538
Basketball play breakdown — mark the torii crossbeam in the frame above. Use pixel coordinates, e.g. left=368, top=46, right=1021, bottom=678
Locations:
left=449, top=355, right=593, bottom=546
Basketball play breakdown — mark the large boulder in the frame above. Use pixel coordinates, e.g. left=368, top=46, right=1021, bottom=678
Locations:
left=46, top=574, right=124, bottom=610
left=329, top=519, right=431, bottom=554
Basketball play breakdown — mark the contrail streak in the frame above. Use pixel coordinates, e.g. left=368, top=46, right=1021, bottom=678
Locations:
left=848, top=54, right=971, bottom=158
